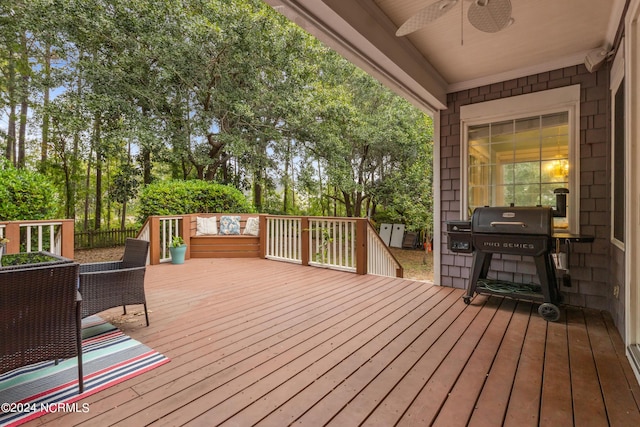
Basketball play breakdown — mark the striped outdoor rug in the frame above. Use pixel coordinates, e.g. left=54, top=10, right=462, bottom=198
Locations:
left=0, top=316, right=170, bottom=426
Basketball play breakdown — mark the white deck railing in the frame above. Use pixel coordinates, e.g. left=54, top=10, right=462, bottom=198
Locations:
left=22, top=222, right=61, bottom=253
left=138, top=216, right=182, bottom=263
left=0, top=219, right=74, bottom=258
left=367, top=223, right=402, bottom=277
left=265, top=216, right=302, bottom=263
left=308, top=218, right=357, bottom=272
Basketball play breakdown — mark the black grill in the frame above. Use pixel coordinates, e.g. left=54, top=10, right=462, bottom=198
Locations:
left=448, top=206, right=562, bottom=321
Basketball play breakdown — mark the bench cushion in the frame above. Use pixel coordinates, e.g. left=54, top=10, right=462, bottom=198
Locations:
left=196, top=216, right=218, bottom=235
left=243, top=217, right=260, bottom=236
left=219, top=215, right=241, bottom=235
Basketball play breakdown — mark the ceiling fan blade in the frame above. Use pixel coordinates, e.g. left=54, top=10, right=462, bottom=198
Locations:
left=468, top=0, right=513, bottom=33
left=396, top=0, right=459, bottom=37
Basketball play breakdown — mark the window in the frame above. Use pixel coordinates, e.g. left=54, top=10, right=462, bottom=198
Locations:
left=461, top=86, right=580, bottom=233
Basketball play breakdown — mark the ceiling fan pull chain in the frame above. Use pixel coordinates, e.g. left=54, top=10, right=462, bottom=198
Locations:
left=461, top=0, right=464, bottom=46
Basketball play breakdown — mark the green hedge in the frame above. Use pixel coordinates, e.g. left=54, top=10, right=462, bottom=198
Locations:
left=137, top=180, right=254, bottom=222
left=0, top=161, right=58, bottom=221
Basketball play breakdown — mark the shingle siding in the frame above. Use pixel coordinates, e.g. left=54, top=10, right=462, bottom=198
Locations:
left=439, top=64, right=623, bottom=330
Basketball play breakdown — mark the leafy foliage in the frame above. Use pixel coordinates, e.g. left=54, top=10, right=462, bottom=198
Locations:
left=0, top=160, right=58, bottom=220
left=0, top=252, right=62, bottom=267
left=137, top=180, right=254, bottom=223
left=1, top=0, right=434, bottom=235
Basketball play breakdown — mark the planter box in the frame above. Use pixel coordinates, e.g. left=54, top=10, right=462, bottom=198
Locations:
left=0, top=251, right=73, bottom=270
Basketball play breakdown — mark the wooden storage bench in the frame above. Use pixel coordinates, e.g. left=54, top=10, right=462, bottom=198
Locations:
left=188, top=214, right=261, bottom=258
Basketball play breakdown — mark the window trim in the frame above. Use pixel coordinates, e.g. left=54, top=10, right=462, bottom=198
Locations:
left=460, top=85, right=581, bottom=233
left=611, top=40, right=625, bottom=250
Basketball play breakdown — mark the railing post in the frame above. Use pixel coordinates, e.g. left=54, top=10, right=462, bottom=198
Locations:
left=301, top=217, right=310, bottom=266
left=181, top=214, right=191, bottom=261
left=259, top=215, right=267, bottom=258
left=60, top=219, right=74, bottom=259
left=5, top=222, right=20, bottom=254
left=149, top=216, right=161, bottom=265
left=356, top=218, right=367, bottom=275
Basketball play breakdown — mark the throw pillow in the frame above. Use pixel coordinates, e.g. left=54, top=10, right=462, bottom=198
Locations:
left=219, top=215, right=241, bottom=235
left=196, top=216, right=217, bottom=236
left=243, top=217, right=260, bottom=236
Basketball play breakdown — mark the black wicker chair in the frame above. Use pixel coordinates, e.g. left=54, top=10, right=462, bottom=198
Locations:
left=79, top=238, right=150, bottom=326
left=0, top=263, right=84, bottom=393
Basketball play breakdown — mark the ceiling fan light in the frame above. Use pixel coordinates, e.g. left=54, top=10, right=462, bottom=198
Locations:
left=468, top=0, right=512, bottom=33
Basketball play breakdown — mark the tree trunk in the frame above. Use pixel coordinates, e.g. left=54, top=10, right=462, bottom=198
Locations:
left=41, top=43, right=51, bottom=164
left=253, top=173, right=263, bottom=211
left=121, top=200, right=127, bottom=230
left=61, top=142, right=73, bottom=219
left=317, top=160, right=326, bottom=216
left=70, top=71, right=83, bottom=221
left=205, top=133, right=225, bottom=180
left=283, top=141, right=290, bottom=213
left=17, top=32, right=29, bottom=168
left=254, top=183, right=263, bottom=211
left=94, top=117, right=102, bottom=230
left=83, top=145, right=92, bottom=231
left=354, top=192, right=363, bottom=218
left=18, top=96, right=28, bottom=168
left=121, top=142, right=132, bottom=230
left=141, top=146, right=152, bottom=184
left=6, top=46, right=16, bottom=164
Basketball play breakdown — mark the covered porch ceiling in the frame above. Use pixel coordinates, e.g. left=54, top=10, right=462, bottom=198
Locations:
left=263, top=0, right=626, bottom=114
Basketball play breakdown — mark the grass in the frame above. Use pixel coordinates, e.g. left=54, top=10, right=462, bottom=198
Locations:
left=389, top=247, right=433, bottom=282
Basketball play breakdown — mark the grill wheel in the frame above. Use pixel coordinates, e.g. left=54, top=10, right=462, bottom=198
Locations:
left=538, top=302, right=560, bottom=321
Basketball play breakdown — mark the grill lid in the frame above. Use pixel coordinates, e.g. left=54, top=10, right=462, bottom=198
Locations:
left=471, top=206, right=554, bottom=236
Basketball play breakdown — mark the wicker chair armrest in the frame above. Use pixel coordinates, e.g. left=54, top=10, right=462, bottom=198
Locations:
left=78, top=265, right=147, bottom=321
left=79, top=264, right=146, bottom=277
left=79, top=261, right=124, bottom=273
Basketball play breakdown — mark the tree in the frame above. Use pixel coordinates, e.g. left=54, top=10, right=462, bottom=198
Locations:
left=300, top=54, right=434, bottom=219
left=0, top=0, right=434, bottom=235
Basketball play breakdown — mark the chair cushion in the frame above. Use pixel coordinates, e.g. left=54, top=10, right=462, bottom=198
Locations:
left=219, top=216, right=241, bottom=235
left=243, top=217, right=260, bottom=236
left=196, top=216, right=218, bottom=236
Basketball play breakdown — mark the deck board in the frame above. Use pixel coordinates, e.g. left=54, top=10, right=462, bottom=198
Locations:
left=431, top=298, right=517, bottom=427
left=584, top=309, right=640, bottom=427
left=566, top=308, right=608, bottom=427
left=467, top=302, right=531, bottom=427
left=27, top=258, right=640, bottom=427
left=503, top=303, right=547, bottom=427
left=540, top=307, right=574, bottom=426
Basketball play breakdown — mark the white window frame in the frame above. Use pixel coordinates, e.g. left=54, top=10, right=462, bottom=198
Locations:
left=460, top=85, right=581, bottom=234
left=611, top=40, right=625, bottom=250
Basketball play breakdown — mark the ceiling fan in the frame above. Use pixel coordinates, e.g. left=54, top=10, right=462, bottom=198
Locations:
left=396, top=0, right=514, bottom=37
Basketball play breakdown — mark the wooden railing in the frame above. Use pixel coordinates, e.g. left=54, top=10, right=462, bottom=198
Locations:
left=138, top=216, right=186, bottom=264
left=0, top=219, right=75, bottom=259
left=367, top=222, right=404, bottom=277
left=264, top=216, right=303, bottom=263
left=74, top=227, right=139, bottom=249
left=141, top=214, right=403, bottom=278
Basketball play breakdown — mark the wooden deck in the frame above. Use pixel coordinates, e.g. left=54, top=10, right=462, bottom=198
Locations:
left=33, top=258, right=640, bottom=426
